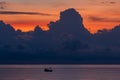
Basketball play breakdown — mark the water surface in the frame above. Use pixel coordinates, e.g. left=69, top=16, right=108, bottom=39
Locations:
left=0, top=65, right=120, bottom=80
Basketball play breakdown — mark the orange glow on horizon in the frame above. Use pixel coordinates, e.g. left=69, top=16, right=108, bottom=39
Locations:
left=11, top=22, right=49, bottom=32
left=10, top=21, right=119, bottom=34
left=84, top=22, right=119, bottom=34
left=0, top=0, right=120, bottom=34
left=1, top=8, right=120, bottom=34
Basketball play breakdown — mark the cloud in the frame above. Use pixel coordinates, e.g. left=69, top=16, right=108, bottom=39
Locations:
left=76, top=8, right=87, bottom=11
left=51, top=2, right=66, bottom=7
left=0, top=1, right=6, bottom=9
left=47, top=1, right=69, bottom=8
left=88, top=0, right=117, bottom=5
left=1, top=8, right=120, bottom=64
left=88, top=16, right=120, bottom=22
left=109, top=1, right=116, bottom=4
left=101, top=1, right=116, bottom=4
left=88, top=16, right=105, bottom=21
left=0, top=11, right=55, bottom=16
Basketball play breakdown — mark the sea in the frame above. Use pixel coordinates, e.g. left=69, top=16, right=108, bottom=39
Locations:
left=0, top=65, right=120, bottom=80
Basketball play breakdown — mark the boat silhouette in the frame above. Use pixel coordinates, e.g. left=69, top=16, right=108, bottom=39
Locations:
left=44, top=67, right=53, bottom=72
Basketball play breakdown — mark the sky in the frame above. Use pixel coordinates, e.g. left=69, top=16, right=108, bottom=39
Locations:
left=0, top=0, right=120, bottom=33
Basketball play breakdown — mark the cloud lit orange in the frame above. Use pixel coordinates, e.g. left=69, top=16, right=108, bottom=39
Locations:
left=0, top=0, right=120, bottom=33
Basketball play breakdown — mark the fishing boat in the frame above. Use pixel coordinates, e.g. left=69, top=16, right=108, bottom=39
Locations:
left=44, top=67, right=53, bottom=72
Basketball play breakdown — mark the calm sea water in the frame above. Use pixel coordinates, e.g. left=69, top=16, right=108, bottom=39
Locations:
left=0, top=65, right=120, bottom=80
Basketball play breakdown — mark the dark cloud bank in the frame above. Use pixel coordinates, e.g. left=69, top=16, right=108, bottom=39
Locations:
left=89, top=16, right=120, bottom=22
left=0, top=8, right=120, bottom=64
left=0, top=11, right=54, bottom=16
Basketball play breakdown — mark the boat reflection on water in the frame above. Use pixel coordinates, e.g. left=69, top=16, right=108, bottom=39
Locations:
left=44, top=67, right=53, bottom=72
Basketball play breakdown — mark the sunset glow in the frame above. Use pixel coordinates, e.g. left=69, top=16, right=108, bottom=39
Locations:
left=0, top=0, right=120, bottom=33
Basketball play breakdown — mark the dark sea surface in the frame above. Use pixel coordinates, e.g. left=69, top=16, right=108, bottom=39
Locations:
left=0, top=65, right=120, bottom=80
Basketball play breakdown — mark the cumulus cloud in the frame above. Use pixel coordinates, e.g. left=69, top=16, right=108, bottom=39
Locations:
left=0, top=11, right=55, bottom=16
left=88, top=16, right=120, bottom=22
left=1, top=8, right=120, bottom=64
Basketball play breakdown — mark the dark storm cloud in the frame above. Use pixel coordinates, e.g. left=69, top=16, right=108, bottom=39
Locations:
left=0, top=11, right=55, bottom=16
left=88, top=16, right=120, bottom=22
left=1, top=8, right=120, bottom=64
left=0, top=1, right=6, bottom=9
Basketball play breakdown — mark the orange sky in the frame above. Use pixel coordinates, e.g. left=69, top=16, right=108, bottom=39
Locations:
left=0, top=0, right=120, bottom=33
